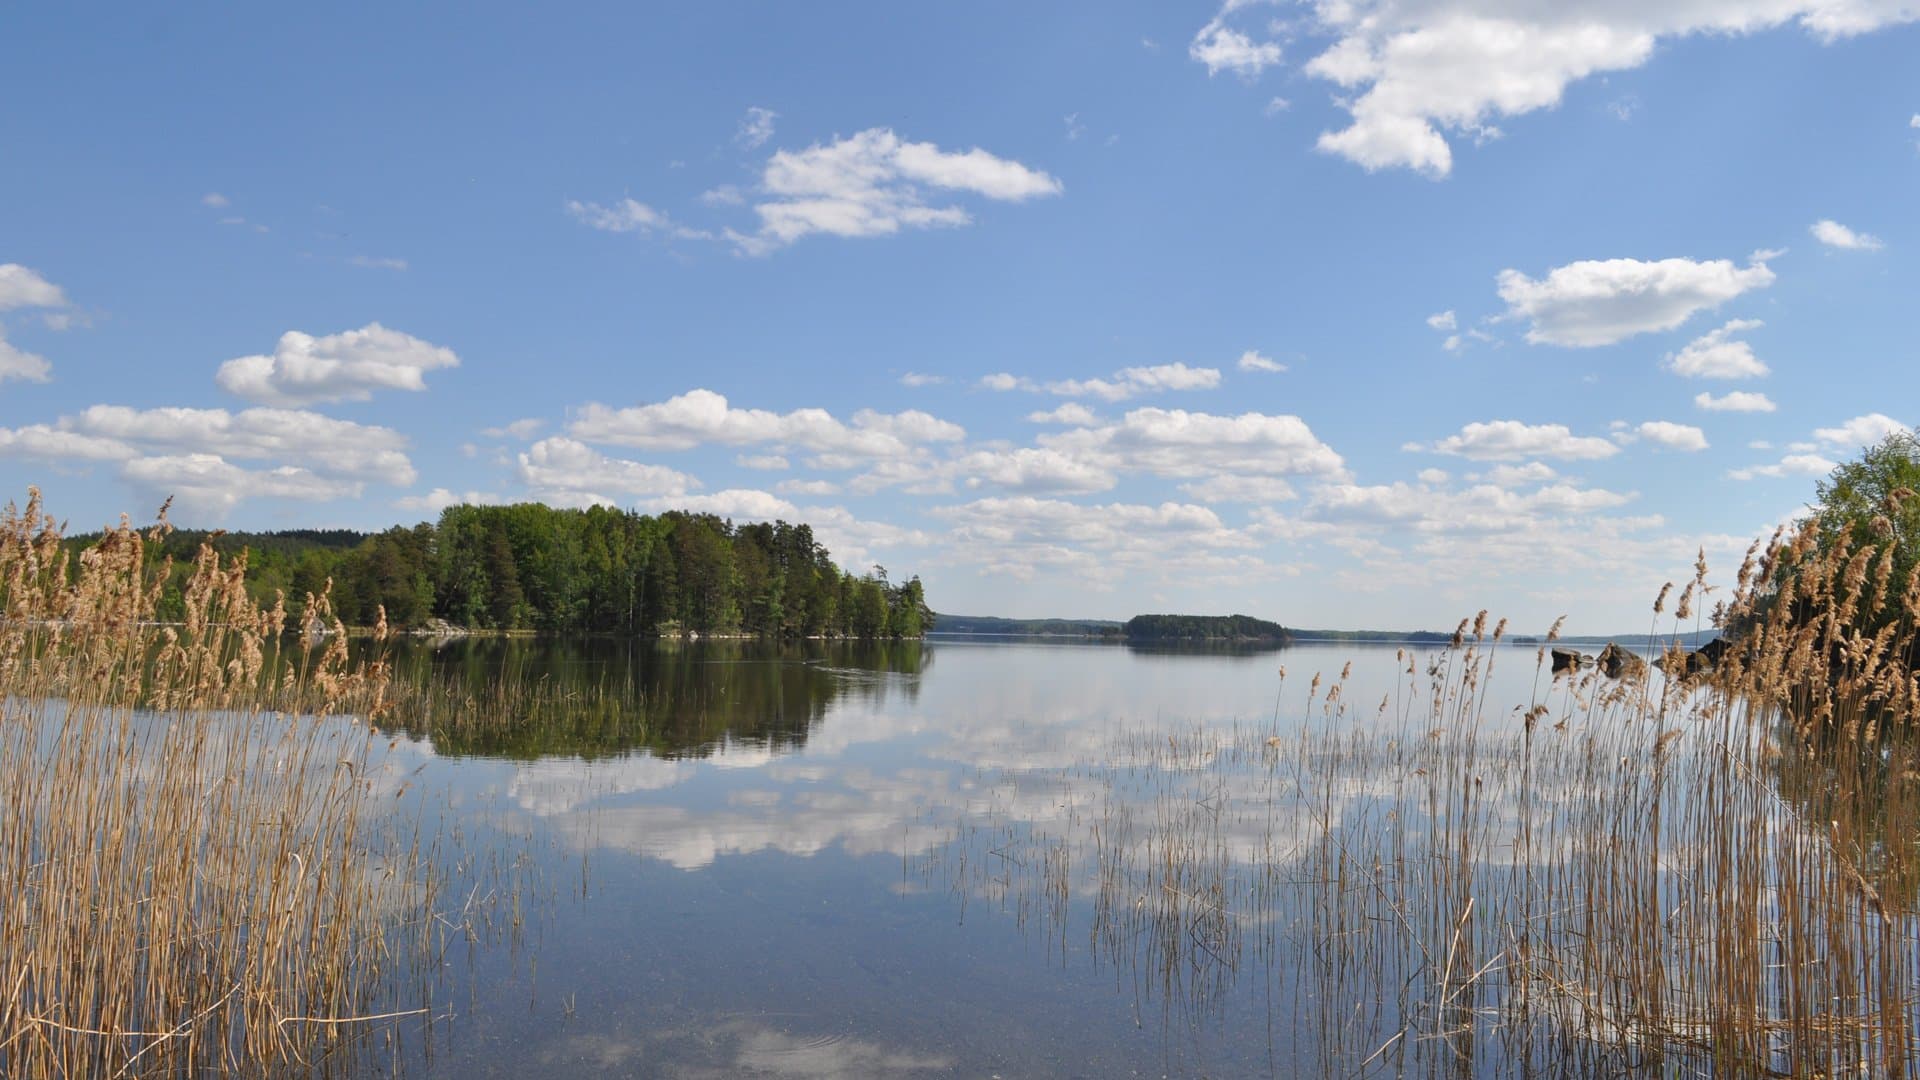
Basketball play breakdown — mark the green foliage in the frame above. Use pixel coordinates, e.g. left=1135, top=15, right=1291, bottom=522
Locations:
left=1123, top=613, right=1292, bottom=642
left=69, top=503, right=929, bottom=640
left=1811, top=430, right=1920, bottom=633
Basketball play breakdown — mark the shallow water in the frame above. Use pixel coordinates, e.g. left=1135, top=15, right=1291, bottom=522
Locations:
left=352, top=635, right=1914, bottom=1078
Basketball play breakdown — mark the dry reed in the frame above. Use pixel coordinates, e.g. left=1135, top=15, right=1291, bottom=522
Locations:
left=0, top=488, right=437, bottom=1077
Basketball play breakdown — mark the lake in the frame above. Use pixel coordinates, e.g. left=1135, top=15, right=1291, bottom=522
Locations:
left=350, top=633, right=1917, bottom=1078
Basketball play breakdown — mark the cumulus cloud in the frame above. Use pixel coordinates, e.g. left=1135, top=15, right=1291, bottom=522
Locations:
left=0, top=424, right=133, bottom=462
left=0, top=264, right=68, bottom=311
left=0, top=328, right=51, bottom=385
left=1729, top=453, right=1839, bottom=481
left=568, top=389, right=964, bottom=466
left=1190, top=15, right=1283, bottom=77
left=735, top=106, right=778, bottom=150
left=1236, top=350, right=1287, bottom=373
left=1666, top=318, right=1768, bottom=379
left=1694, top=390, right=1777, bottom=413
left=898, top=372, right=947, bottom=387
left=481, top=418, right=546, bottom=440
left=736, top=454, right=791, bottom=470
left=517, top=437, right=697, bottom=507
left=121, top=454, right=360, bottom=513
left=1427, top=420, right=1620, bottom=461
left=1196, top=1, right=1920, bottom=177
left=1628, top=420, right=1709, bottom=452
left=214, top=323, right=460, bottom=406
left=979, top=362, right=1220, bottom=402
left=953, top=447, right=1116, bottom=495
left=394, top=488, right=502, bottom=513
left=1026, top=403, right=1099, bottom=425
left=1426, top=310, right=1457, bottom=331
left=1308, top=480, right=1635, bottom=533
left=1040, top=406, right=1347, bottom=479
left=66, top=405, right=415, bottom=485
left=1498, top=257, right=1775, bottom=347
left=932, top=497, right=1256, bottom=586
left=732, top=128, right=1062, bottom=253
left=1814, top=413, right=1909, bottom=449
left=1177, top=475, right=1299, bottom=503
left=1810, top=218, right=1884, bottom=250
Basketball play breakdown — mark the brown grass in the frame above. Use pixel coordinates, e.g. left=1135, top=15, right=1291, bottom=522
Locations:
left=0, top=488, right=436, bottom=1077
left=916, top=519, right=1920, bottom=1076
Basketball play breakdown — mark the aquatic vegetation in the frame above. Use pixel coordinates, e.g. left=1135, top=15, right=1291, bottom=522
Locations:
left=0, top=489, right=437, bottom=1077
left=920, top=528, right=1920, bottom=1076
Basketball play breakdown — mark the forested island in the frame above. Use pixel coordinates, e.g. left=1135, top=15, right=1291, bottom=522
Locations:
left=1122, top=614, right=1293, bottom=643
left=87, top=503, right=930, bottom=639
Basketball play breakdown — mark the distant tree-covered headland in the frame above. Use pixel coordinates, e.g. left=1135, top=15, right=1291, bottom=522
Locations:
left=76, top=503, right=931, bottom=640
left=1122, top=613, right=1293, bottom=643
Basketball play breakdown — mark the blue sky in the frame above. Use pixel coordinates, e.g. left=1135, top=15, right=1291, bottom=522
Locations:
left=2, top=2, right=1916, bottom=632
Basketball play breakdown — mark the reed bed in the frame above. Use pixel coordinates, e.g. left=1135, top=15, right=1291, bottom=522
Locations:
left=919, top=521, right=1920, bottom=1076
left=0, top=489, right=439, bottom=1078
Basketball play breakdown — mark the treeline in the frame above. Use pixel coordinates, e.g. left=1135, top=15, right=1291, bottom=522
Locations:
left=1123, top=613, right=1292, bottom=642
left=99, top=503, right=931, bottom=639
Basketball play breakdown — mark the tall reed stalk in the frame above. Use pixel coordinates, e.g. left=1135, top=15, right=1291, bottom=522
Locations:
left=0, top=488, right=433, bottom=1078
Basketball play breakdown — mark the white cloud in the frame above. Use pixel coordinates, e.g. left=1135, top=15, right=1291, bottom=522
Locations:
left=1214, top=3, right=1920, bottom=177
left=775, top=479, right=842, bottom=497
left=1810, top=218, right=1884, bottom=250
left=1236, top=350, right=1288, bottom=373
left=642, top=488, right=798, bottom=520
left=67, top=405, right=415, bottom=485
left=201, top=192, right=230, bottom=209
left=1498, top=257, right=1775, bottom=347
left=0, top=264, right=68, bottom=311
left=1426, top=310, right=1457, bottom=331
left=1041, top=406, right=1347, bottom=479
left=1308, top=480, right=1635, bottom=533
left=1428, top=420, right=1620, bottom=461
left=566, top=198, right=671, bottom=234
left=1026, top=403, right=1099, bottom=425
left=979, top=362, right=1220, bottom=402
left=568, top=389, right=964, bottom=464
left=1045, top=362, right=1221, bottom=401
left=0, top=424, right=133, bottom=462
left=395, top=488, right=501, bottom=513
left=1630, top=420, right=1709, bottom=452
left=1814, top=413, right=1909, bottom=448
left=1265, top=96, right=1292, bottom=115
left=736, top=106, right=779, bottom=150
left=517, top=437, right=698, bottom=506
left=346, top=255, right=408, bottom=271
left=736, top=454, right=791, bottom=470
left=898, top=372, right=947, bottom=387
left=954, top=447, right=1116, bottom=495
left=700, top=185, right=747, bottom=207
left=1475, top=461, right=1557, bottom=487
left=1177, top=475, right=1299, bottom=503
left=215, top=323, right=459, bottom=406
left=1729, top=453, right=1839, bottom=481
left=1190, top=16, right=1284, bottom=78
left=1694, top=390, right=1777, bottom=413
left=932, top=496, right=1259, bottom=587
left=733, top=128, right=1061, bottom=253
left=481, top=418, right=546, bottom=440
left=122, top=454, right=360, bottom=513
left=1666, top=318, right=1768, bottom=379
left=0, top=328, right=51, bottom=384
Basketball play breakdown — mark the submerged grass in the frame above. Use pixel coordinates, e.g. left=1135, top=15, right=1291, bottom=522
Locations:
left=920, top=522, right=1920, bottom=1076
left=0, top=489, right=440, bottom=1077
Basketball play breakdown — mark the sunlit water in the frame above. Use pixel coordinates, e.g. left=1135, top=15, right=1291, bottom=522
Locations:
left=345, top=635, right=1913, bottom=1078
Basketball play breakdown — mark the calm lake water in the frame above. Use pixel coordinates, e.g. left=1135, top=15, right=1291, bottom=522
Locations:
left=344, top=633, right=1892, bottom=1078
